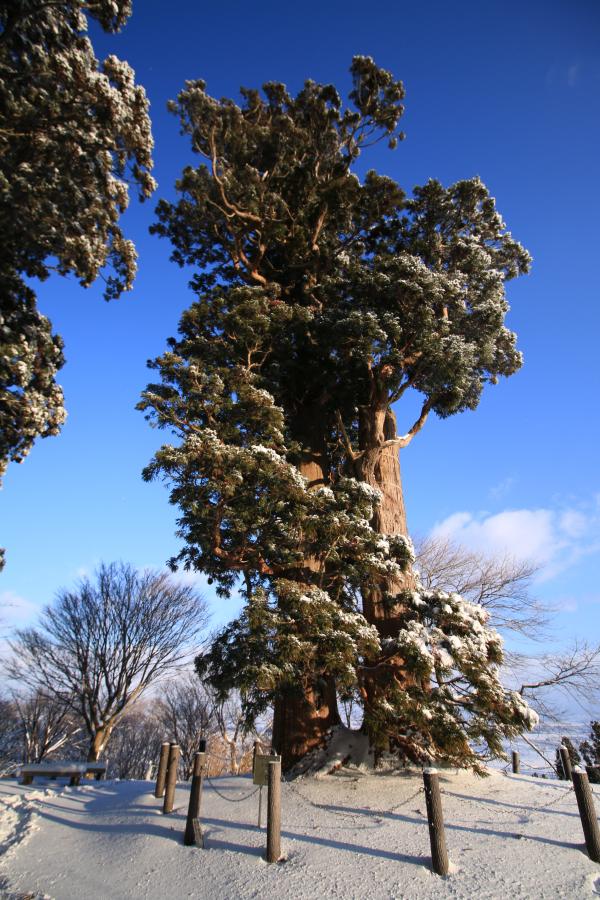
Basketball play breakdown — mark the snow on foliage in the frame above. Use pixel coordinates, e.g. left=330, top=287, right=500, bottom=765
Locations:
left=0, top=0, right=154, bottom=501
left=141, top=58, right=533, bottom=769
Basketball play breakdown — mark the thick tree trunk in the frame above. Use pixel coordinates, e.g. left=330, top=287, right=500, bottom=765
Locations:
left=272, top=407, right=340, bottom=772
left=87, top=725, right=113, bottom=762
left=272, top=676, right=340, bottom=770
left=357, top=403, right=415, bottom=753
left=358, top=405, right=415, bottom=634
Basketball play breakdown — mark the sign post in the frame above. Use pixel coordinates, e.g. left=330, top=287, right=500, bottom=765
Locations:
left=253, top=752, right=280, bottom=829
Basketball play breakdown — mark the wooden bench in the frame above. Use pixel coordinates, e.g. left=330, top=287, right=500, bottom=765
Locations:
left=19, top=761, right=107, bottom=786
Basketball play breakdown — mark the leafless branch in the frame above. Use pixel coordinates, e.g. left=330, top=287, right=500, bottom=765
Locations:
left=5, top=562, right=209, bottom=761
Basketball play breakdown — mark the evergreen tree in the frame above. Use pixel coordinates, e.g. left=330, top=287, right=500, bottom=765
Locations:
left=0, top=1, right=155, bottom=501
left=555, top=736, right=581, bottom=779
left=580, top=721, right=600, bottom=783
left=141, top=58, right=536, bottom=769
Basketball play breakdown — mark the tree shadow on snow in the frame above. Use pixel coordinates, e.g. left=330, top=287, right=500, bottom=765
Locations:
left=441, top=789, right=579, bottom=819
left=319, top=803, right=582, bottom=852
left=199, top=815, right=428, bottom=865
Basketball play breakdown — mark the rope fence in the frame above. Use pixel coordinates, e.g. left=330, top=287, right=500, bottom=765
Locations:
left=204, top=773, right=261, bottom=803
left=149, top=737, right=600, bottom=874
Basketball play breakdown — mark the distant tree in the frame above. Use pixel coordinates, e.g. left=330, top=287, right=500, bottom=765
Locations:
left=580, top=721, right=600, bottom=784
left=105, top=705, right=159, bottom=780
left=0, top=696, right=19, bottom=773
left=555, top=737, right=581, bottom=780
left=0, top=0, right=155, bottom=551
left=414, top=536, right=545, bottom=638
left=415, top=537, right=600, bottom=738
left=142, top=57, right=534, bottom=769
left=515, top=642, right=600, bottom=720
left=208, top=690, right=270, bottom=776
left=7, top=562, right=208, bottom=760
left=154, top=674, right=214, bottom=779
left=12, top=690, right=83, bottom=763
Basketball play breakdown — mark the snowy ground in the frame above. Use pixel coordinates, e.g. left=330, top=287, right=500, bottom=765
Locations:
left=1, top=768, right=600, bottom=899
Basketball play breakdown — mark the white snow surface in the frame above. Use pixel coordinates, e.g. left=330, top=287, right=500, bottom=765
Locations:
left=1, top=768, right=600, bottom=899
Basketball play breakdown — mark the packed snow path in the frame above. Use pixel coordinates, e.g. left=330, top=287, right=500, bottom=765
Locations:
left=1, top=769, right=600, bottom=899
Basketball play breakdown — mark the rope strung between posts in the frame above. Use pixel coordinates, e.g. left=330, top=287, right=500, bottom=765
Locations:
left=441, top=781, right=576, bottom=824
left=204, top=772, right=261, bottom=803
left=282, top=776, right=424, bottom=825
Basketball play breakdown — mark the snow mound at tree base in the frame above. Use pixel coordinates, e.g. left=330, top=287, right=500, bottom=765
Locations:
left=286, top=725, right=376, bottom=778
left=287, top=724, right=444, bottom=778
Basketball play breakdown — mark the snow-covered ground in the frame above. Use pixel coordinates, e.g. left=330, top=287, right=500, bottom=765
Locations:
left=2, top=768, right=600, bottom=899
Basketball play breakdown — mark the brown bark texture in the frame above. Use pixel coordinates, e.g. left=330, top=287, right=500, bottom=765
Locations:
left=272, top=407, right=340, bottom=771
left=358, top=405, right=414, bottom=634
left=272, top=676, right=339, bottom=770
left=357, top=403, right=415, bottom=752
left=87, top=727, right=112, bottom=762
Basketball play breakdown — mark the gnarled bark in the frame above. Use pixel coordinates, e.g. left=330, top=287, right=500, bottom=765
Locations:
left=272, top=676, right=339, bottom=769
left=272, top=407, right=340, bottom=771
left=358, top=403, right=415, bottom=753
left=358, top=405, right=415, bottom=627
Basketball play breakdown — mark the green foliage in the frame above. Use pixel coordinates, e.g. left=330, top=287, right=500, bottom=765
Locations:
left=0, top=0, right=155, bottom=506
left=555, top=737, right=581, bottom=779
left=580, top=722, right=600, bottom=783
left=152, top=58, right=529, bottom=446
left=0, top=0, right=155, bottom=295
left=197, top=581, right=381, bottom=729
left=345, top=586, right=538, bottom=770
left=0, top=275, right=65, bottom=484
left=144, top=58, right=535, bottom=767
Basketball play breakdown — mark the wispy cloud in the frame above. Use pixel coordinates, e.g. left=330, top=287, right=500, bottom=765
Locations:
left=546, top=61, right=583, bottom=89
left=567, top=62, right=581, bottom=88
left=0, top=590, right=41, bottom=630
left=431, top=499, right=600, bottom=582
left=489, top=476, right=516, bottom=501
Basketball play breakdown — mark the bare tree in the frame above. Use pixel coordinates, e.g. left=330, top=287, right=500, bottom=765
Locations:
left=414, top=535, right=546, bottom=638
left=154, top=674, right=214, bottom=778
left=514, top=642, right=600, bottom=720
left=12, top=691, right=83, bottom=764
left=415, top=536, right=600, bottom=724
left=7, top=562, right=209, bottom=761
left=210, top=692, right=271, bottom=775
left=0, top=696, right=19, bottom=774
left=105, top=705, right=160, bottom=780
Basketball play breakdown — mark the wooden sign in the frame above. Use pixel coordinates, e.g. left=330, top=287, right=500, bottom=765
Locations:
left=253, top=753, right=280, bottom=786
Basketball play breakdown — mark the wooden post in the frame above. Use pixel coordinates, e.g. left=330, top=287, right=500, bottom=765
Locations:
left=163, top=743, right=180, bottom=815
left=512, top=751, right=520, bottom=774
left=266, top=757, right=281, bottom=863
left=423, top=768, right=450, bottom=877
left=573, top=767, right=600, bottom=863
left=184, top=751, right=206, bottom=846
left=560, top=746, right=573, bottom=782
left=155, top=741, right=170, bottom=798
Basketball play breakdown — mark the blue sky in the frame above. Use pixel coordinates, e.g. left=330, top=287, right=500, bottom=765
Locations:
left=1, top=0, right=599, bottom=656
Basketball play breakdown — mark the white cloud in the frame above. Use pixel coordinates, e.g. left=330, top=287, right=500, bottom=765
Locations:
left=559, top=510, right=587, bottom=539
left=0, top=590, right=41, bottom=630
left=431, top=501, right=600, bottom=582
